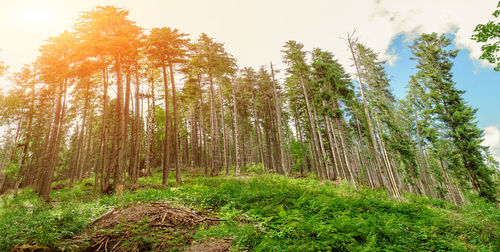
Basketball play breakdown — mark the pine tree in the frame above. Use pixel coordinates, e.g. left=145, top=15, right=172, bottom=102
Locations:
left=411, top=33, right=498, bottom=202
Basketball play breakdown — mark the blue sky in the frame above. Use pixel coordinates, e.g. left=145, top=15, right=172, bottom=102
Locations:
left=385, top=33, right=500, bottom=129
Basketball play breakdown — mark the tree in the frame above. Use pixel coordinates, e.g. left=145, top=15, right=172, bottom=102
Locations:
left=146, top=27, right=189, bottom=185
left=310, top=48, right=357, bottom=187
left=283, top=41, right=323, bottom=177
left=472, top=1, right=500, bottom=71
left=36, top=31, right=75, bottom=201
left=192, top=34, right=236, bottom=175
left=411, top=33, right=498, bottom=202
left=75, top=5, right=142, bottom=192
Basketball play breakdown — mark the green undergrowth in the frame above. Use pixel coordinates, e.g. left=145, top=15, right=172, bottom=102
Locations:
left=0, top=172, right=498, bottom=251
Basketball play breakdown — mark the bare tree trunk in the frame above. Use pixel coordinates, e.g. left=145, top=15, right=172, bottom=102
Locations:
left=232, top=79, right=241, bottom=176
left=123, top=68, right=131, bottom=182
left=324, top=117, right=341, bottom=180
left=217, top=82, right=229, bottom=175
left=168, top=62, right=181, bottom=183
left=292, top=107, right=308, bottom=175
left=208, top=74, right=219, bottom=175
left=161, top=62, right=170, bottom=186
left=144, top=75, right=152, bottom=178
left=82, top=108, right=94, bottom=179
left=130, top=66, right=141, bottom=184
left=263, top=105, right=275, bottom=172
left=270, top=63, right=288, bottom=175
left=197, top=75, right=208, bottom=176
left=251, top=90, right=265, bottom=169
left=296, top=72, right=325, bottom=179
left=39, top=79, right=66, bottom=202
left=113, top=54, right=125, bottom=191
left=98, top=67, right=110, bottom=192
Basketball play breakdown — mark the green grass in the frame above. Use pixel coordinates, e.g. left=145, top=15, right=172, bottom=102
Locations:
left=0, top=172, right=498, bottom=251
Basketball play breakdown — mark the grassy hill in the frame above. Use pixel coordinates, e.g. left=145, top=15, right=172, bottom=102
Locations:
left=0, top=171, right=498, bottom=251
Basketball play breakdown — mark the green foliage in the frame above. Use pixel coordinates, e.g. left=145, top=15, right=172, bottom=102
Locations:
left=472, top=1, right=500, bottom=71
left=0, top=173, right=498, bottom=251
left=410, top=33, right=499, bottom=202
left=242, top=162, right=265, bottom=174
left=3, top=159, right=21, bottom=179
left=0, top=190, right=107, bottom=250
left=176, top=175, right=499, bottom=251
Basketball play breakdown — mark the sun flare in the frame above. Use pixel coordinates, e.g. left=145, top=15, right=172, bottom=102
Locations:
left=18, top=6, right=53, bottom=26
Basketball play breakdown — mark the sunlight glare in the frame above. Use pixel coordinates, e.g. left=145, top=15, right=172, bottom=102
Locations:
left=19, top=6, right=53, bottom=26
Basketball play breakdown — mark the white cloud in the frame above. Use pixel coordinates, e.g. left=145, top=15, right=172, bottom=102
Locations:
left=381, top=47, right=398, bottom=66
left=371, top=0, right=497, bottom=68
left=483, top=126, right=500, bottom=162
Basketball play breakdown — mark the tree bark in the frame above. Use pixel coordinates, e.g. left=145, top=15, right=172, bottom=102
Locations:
left=161, top=62, right=170, bottom=186
left=270, top=62, right=289, bottom=175
left=168, top=62, right=181, bottom=183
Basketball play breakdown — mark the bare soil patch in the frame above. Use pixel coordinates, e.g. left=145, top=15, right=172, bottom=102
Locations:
left=188, top=238, right=232, bottom=252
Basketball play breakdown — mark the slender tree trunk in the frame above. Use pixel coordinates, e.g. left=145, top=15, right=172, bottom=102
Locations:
left=168, top=62, right=181, bottom=183
left=130, top=66, right=141, bottom=184
left=38, top=79, right=65, bottom=202
left=161, top=62, right=170, bottom=186
left=324, top=117, right=341, bottom=180
left=217, top=82, right=229, bottom=175
left=232, top=79, right=241, bottom=176
left=292, top=106, right=308, bottom=175
left=296, top=73, right=325, bottom=179
left=144, top=77, right=152, bottom=178
left=270, top=62, right=288, bottom=175
left=149, top=68, right=157, bottom=175
left=251, top=91, right=265, bottom=168
left=263, top=105, right=275, bottom=172
left=113, top=54, right=125, bottom=191
left=197, top=75, right=208, bottom=176
left=123, top=68, right=131, bottom=181
left=82, top=108, right=94, bottom=179
left=208, top=74, right=219, bottom=175
left=98, top=67, right=110, bottom=192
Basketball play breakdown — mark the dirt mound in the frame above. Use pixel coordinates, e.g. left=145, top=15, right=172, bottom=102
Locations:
left=188, top=238, right=232, bottom=252
left=71, top=202, right=228, bottom=251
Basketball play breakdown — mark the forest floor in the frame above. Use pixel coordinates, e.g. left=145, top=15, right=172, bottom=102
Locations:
left=0, top=168, right=499, bottom=251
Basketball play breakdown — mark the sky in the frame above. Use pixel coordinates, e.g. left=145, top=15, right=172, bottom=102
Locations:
left=0, top=0, right=499, bottom=160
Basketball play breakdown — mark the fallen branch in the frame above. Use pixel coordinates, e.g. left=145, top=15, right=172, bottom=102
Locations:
left=91, top=208, right=116, bottom=225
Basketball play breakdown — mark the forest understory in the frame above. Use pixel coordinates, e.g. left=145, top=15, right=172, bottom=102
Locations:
left=1, top=168, right=499, bottom=251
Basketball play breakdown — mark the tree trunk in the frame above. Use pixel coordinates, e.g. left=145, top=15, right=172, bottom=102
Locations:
left=98, top=67, right=110, bottom=192
left=232, top=79, right=241, bottom=176
left=251, top=90, right=265, bottom=168
left=168, top=62, right=181, bottom=183
left=208, top=74, right=219, bottom=175
left=38, top=79, right=65, bottom=202
left=114, top=54, right=125, bottom=190
left=161, top=62, right=170, bottom=186
left=217, top=82, right=229, bottom=175
left=270, top=62, right=289, bottom=175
